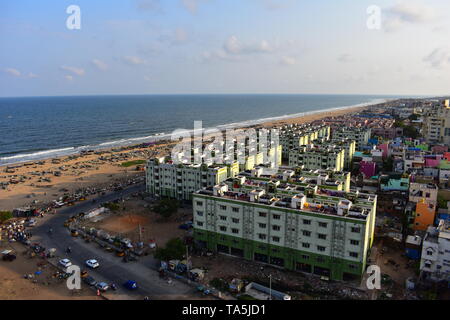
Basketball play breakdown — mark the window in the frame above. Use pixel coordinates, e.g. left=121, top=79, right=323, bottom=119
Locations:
left=259, top=212, right=267, bottom=218
left=196, top=201, right=203, bottom=206
left=219, top=215, right=227, bottom=221
left=317, top=246, right=326, bottom=252
left=350, top=240, right=360, bottom=246
left=348, top=264, right=358, bottom=270
left=197, top=211, right=204, bottom=216
left=349, top=252, right=358, bottom=258
left=259, top=223, right=267, bottom=228
left=302, top=242, right=310, bottom=248
left=231, top=228, right=239, bottom=234
left=219, top=205, right=227, bottom=210
left=273, top=214, right=281, bottom=220
left=272, top=225, right=281, bottom=231
left=232, top=207, right=239, bottom=213
left=303, top=219, right=311, bottom=225
left=318, top=222, right=327, bottom=228
left=318, top=234, right=327, bottom=240
left=427, top=251, right=433, bottom=256
left=219, top=226, right=227, bottom=232
left=302, top=230, right=311, bottom=237
left=232, top=218, right=240, bottom=224
left=272, top=236, right=280, bottom=242
left=197, top=221, right=204, bottom=227
left=258, top=234, right=267, bottom=240
left=301, top=254, right=309, bottom=260
left=351, top=227, right=361, bottom=233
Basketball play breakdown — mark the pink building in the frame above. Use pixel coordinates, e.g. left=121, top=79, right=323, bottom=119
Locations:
left=432, top=145, right=448, bottom=154
left=360, top=161, right=376, bottom=179
left=378, top=143, right=389, bottom=158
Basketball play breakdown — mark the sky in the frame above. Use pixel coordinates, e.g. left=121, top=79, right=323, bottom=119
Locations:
left=1, top=0, right=450, bottom=97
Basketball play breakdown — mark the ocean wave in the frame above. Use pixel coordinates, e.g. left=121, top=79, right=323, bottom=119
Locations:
left=0, top=98, right=388, bottom=166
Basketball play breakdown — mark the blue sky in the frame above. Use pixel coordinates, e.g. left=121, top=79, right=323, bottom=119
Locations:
left=1, top=0, right=450, bottom=97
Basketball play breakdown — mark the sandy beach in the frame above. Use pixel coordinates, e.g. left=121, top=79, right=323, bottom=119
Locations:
left=0, top=104, right=371, bottom=211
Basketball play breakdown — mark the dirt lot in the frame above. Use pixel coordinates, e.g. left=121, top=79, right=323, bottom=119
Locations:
left=191, top=253, right=369, bottom=300
left=0, top=242, right=100, bottom=300
left=81, top=198, right=191, bottom=247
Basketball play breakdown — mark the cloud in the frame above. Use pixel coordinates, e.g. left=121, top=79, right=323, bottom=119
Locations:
left=26, top=72, right=38, bottom=79
left=60, top=65, right=85, bottom=76
left=65, top=75, right=74, bottom=81
left=144, top=75, right=151, bottom=81
left=158, top=27, right=189, bottom=45
left=4, top=68, right=21, bottom=77
left=337, top=54, right=355, bottom=63
left=122, top=55, right=146, bottom=65
left=180, top=0, right=207, bottom=14
left=92, top=59, right=109, bottom=71
left=134, top=0, right=163, bottom=12
left=384, top=2, right=438, bottom=32
left=280, top=56, right=297, bottom=66
left=223, top=35, right=273, bottom=55
left=423, top=48, right=450, bottom=68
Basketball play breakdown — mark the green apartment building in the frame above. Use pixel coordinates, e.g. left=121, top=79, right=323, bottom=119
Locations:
left=146, top=157, right=238, bottom=200
left=279, top=125, right=331, bottom=160
left=288, top=145, right=345, bottom=172
left=193, top=184, right=376, bottom=281
left=332, top=127, right=371, bottom=150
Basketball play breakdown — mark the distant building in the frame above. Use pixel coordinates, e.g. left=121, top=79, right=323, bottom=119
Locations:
left=409, top=182, right=438, bottom=206
left=423, top=99, right=450, bottom=145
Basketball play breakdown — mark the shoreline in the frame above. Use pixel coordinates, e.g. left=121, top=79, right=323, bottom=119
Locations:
left=0, top=98, right=389, bottom=167
left=0, top=100, right=389, bottom=211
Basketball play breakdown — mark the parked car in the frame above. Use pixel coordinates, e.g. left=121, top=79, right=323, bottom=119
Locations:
left=59, top=258, right=72, bottom=268
left=83, top=276, right=97, bottom=286
left=85, top=259, right=100, bottom=269
left=95, top=282, right=109, bottom=292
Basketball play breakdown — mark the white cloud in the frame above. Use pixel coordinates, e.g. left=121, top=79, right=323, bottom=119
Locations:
left=337, top=54, right=355, bottom=63
left=4, top=68, right=21, bottom=77
left=223, top=35, right=273, bottom=55
left=92, top=59, right=109, bottom=71
left=122, top=56, right=146, bottom=65
left=65, top=75, right=74, bottom=81
left=159, top=27, right=189, bottom=45
left=60, top=65, right=85, bottom=76
left=135, top=0, right=162, bottom=12
left=423, top=48, right=450, bottom=69
left=144, top=75, right=151, bottom=81
left=26, top=72, right=38, bottom=79
left=384, top=2, right=438, bottom=32
left=180, top=0, right=207, bottom=14
left=280, top=56, right=297, bottom=66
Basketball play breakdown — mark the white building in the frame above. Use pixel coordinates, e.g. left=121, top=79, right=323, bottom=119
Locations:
left=420, top=220, right=450, bottom=284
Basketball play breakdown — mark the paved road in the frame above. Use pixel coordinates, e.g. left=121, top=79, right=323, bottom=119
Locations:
left=30, top=183, right=204, bottom=300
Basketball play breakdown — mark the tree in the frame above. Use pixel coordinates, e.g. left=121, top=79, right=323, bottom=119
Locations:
left=408, top=114, right=419, bottom=121
left=153, top=198, right=179, bottom=219
left=0, top=211, right=13, bottom=223
left=403, top=125, right=419, bottom=139
left=154, top=238, right=185, bottom=261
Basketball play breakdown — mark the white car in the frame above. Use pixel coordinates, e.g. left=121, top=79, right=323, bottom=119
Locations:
left=85, top=259, right=100, bottom=269
left=59, top=258, right=72, bottom=268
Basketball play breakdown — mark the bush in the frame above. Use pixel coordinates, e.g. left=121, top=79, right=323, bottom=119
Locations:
left=154, top=238, right=185, bottom=261
left=103, top=202, right=121, bottom=211
left=0, top=211, right=13, bottom=223
left=121, top=160, right=146, bottom=167
left=153, top=198, right=179, bottom=218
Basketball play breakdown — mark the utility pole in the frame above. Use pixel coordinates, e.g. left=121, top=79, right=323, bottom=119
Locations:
left=269, top=274, right=272, bottom=300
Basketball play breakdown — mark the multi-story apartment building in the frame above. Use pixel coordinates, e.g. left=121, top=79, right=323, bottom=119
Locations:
left=420, top=219, right=450, bottom=284
left=329, top=139, right=356, bottom=170
left=146, top=157, right=236, bottom=200
left=226, top=167, right=351, bottom=193
left=423, top=100, right=450, bottom=145
left=193, top=183, right=377, bottom=281
left=288, top=145, right=345, bottom=172
left=409, top=182, right=438, bottom=206
left=279, top=125, right=330, bottom=159
left=332, top=127, right=371, bottom=150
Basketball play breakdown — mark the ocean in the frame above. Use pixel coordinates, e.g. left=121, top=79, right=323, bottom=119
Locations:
left=0, top=94, right=396, bottom=165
